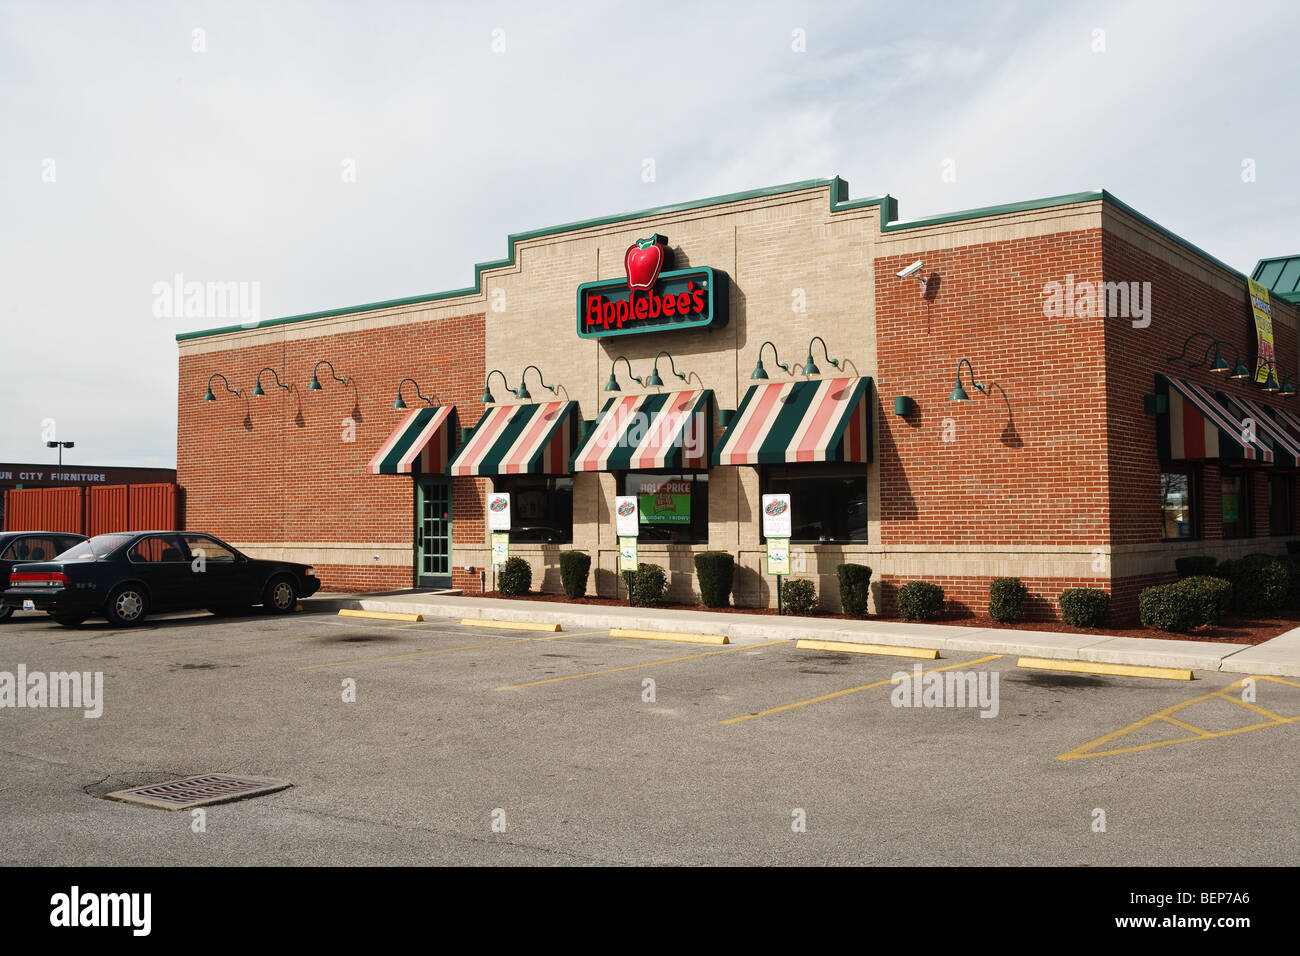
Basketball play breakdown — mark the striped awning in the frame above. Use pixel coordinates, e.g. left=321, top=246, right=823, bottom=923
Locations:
left=1223, top=394, right=1300, bottom=467
left=571, top=390, right=712, bottom=472
left=368, top=406, right=456, bottom=475
left=1269, top=403, right=1300, bottom=443
left=449, top=401, right=577, bottom=476
left=1156, top=376, right=1273, bottom=463
left=713, top=377, right=872, bottom=466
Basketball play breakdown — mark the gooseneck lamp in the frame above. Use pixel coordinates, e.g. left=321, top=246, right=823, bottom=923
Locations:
left=800, top=336, right=842, bottom=376
left=203, top=372, right=240, bottom=402
left=1167, top=333, right=1250, bottom=380
left=393, top=378, right=434, bottom=409
left=482, top=369, right=511, bottom=404
left=308, top=360, right=347, bottom=391
left=1259, top=360, right=1295, bottom=397
left=250, top=367, right=291, bottom=397
left=645, top=351, right=690, bottom=389
left=515, top=365, right=557, bottom=402
left=949, top=359, right=988, bottom=402
left=750, top=341, right=790, bottom=380
left=605, top=356, right=644, bottom=392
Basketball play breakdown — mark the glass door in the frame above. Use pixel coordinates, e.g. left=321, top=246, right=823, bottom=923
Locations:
left=415, top=477, right=452, bottom=588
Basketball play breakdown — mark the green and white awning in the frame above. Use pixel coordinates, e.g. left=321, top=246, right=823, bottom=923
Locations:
left=570, top=389, right=712, bottom=471
left=368, top=406, right=456, bottom=475
left=449, top=401, right=577, bottom=476
left=713, top=377, right=872, bottom=465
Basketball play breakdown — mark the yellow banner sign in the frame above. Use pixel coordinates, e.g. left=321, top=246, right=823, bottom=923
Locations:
left=1250, top=278, right=1275, bottom=384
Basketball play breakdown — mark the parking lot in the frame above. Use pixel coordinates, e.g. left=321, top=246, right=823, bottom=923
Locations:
left=1, top=606, right=1297, bottom=866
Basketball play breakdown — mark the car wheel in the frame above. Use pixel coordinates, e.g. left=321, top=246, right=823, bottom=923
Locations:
left=106, top=585, right=149, bottom=627
left=0, top=605, right=13, bottom=622
left=263, top=576, right=297, bottom=614
left=53, top=614, right=89, bottom=627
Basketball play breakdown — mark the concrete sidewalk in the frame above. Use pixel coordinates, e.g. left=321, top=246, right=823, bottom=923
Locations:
left=303, top=591, right=1300, bottom=678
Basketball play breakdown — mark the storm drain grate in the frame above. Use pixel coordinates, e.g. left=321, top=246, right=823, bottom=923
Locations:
left=105, top=774, right=290, bottom=810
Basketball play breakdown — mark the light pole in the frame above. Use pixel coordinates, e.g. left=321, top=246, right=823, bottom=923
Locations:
left=46, top=440, right=74, bottom=467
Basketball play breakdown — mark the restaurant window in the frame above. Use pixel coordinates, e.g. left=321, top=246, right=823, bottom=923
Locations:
left=762, top=465, right=868, bottom=543
left=493, top=476, right=572, bottom=544
left=1269, top=474, right=1293, bottom=537
left=1221, top=470, right=1251, bottom=539
left=1160, top=467, right=1197, bottom=540
left=620, top=471, right=709, bottom=544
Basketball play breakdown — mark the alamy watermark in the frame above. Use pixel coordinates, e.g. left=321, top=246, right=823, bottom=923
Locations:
left=890, top=664, right=999, bottom=718
left=0, top=666, right=103, bottom=718
left=1042, top=273, right=1150, bottom=328
left=151, top=273, right=260, bottom=327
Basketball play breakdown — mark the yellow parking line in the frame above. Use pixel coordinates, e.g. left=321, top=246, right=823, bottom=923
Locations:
left=1161, top=715, right=1210, bottom=737
left=1214, top=691, right=1287, bottom=722
left=721, top=655, right=1002, bottom=725
left=1260, top=676, right=1300, bottom=689
left=495, top=639, right=791, bottom=691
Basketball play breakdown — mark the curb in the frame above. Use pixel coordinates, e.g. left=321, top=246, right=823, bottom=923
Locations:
left=300, top=596, right=1300, bottom=678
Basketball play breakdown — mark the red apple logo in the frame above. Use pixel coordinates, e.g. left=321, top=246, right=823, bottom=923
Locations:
left=625, top=234, right=669, bottom=291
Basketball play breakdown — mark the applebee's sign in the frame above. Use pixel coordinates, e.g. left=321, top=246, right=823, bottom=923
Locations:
left=577, top=233, right=727, bottom=339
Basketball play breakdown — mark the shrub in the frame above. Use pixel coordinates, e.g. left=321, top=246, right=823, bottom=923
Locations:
left=1139, top=576, right=1233, bottom=631
left=836, top=564, right=872, bottom=618
left=1216, top=555, right=1287, bottom=615
left=1178, top=575, right=1233, bottom=625
left=497, top=557, right=532, bottom=596
left=1174, top=555, right=1217, bottom=579
left=897, top=581, right=945, bottom=621
left=626, top=563, right=667, bottom=608
left=988, top=577, right=1027, bottom=623
left=558, top=551, right=591, bottom=600
left=694, top=551, right=735, bottom=608
left=1059, top=588, right=1110, bottom=628
left=781, top=579, right=817, bottom=616
left=1286, top=541, right=1300, bottom=555
left=1278, top=555, right=1300, bottom=608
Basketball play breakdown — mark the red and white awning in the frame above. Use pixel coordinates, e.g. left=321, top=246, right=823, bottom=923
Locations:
left=449, top=401, right=577, bottom=476
left=368, top=406, right=456, bottom=475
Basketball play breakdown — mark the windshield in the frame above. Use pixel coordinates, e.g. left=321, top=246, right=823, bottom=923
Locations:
left=58, top=534, right=134, bottom=561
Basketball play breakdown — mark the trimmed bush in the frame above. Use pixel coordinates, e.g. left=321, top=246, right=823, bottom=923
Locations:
left=558, top=551, right=591, bottom=600
left=1059, top=588, right=1110, bottom=628
left=1139, top=576, right=1233, bottom=631
left=836, top=564, right=873, bottom=618
left=1178, top=575, right=1233, bottom=625
left=694, top=551, right=736, bottom=608
left=626, top=563, right=667, bottom=608
left=1278, top=555, right=1300, bottom=609
left=781, top=579, right=818, bottom=616
left=1174, top=555, right=1217, bottom=579
left=1216, top=555, right=1288, bottom=615
left=988, top=577, right=1027, bottom=623
left=497, top=557, right=532, bottom=596
left=1286, top=540, right=1300, bottom=555
left=897, top=581, right=945, bottom=621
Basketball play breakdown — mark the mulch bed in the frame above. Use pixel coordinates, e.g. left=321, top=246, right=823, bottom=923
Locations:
left=479, top=591, right=1295, bottom=646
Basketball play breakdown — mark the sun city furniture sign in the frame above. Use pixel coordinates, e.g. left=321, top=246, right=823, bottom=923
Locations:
left=577, top=234, right=726, bottom=339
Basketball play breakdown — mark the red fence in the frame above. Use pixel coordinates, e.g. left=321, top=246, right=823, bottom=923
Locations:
left=3, top=483, right=178, bottom=534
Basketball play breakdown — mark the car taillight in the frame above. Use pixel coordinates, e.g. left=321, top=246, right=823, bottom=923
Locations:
left=303, top=567, right=315, bottom=576
left=10, top=572, right=69, bottom=588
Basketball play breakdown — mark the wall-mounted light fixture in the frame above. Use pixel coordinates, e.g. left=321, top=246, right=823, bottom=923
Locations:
left=514, top=365, right=557, bottom=402
left=896, top=259, right=929, bottom=296
left=949, top=359, right=989, bottom=402
left=645, top=350, right=690, bottom=388
left=750, top=341, right=791, bottom=380
left=894, top=396, right=914, bottom=416
left=203, top=372, right=240, bottom=402
left=799, top=336, right=842, bottom=376
left=392, top=378, right=435, bottom=409
left=1166, top=333, right=1251, bottom=380
left=250, top=367, right=291, bottom=397
left=307, top=360, right=348, bottom=392
left=604, top=356, right=644, bottom=392
left=1259, top=360, right=1296, bottom=397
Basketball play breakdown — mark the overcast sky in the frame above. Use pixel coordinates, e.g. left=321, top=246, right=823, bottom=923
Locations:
left=3, top=0, right=1297, bottom=468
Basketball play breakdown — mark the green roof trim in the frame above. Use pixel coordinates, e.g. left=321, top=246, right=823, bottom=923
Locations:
left=1252, top=254, right=1300, bottom=304
left=176, top=175, right=1268, bottom=343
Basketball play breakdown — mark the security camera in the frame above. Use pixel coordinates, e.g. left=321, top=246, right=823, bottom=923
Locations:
left=896, top=260, right=924, bottom=280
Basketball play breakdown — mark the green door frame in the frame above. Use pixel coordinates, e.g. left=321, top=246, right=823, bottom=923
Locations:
left=415, top=476, right=452, bottom=589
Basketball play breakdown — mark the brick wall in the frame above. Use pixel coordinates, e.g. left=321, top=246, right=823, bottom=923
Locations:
left=176, top=314, right=486, bottom=591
